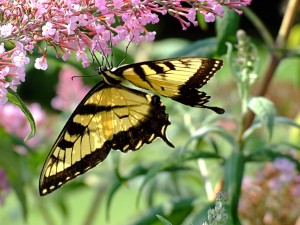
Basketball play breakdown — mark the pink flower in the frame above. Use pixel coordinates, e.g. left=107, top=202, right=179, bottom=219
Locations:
left=12, top=51, right=30, bottom=67
left=51, top=66, right=90, bottom=111
left=273, top=158, right=296, bottom=173
left=35, top=56, right=48, bottom=70
left=76, top=50, right=90, bottom=68
left=132, top=0, right=141, bottom=6
left=0, top=67, right=9, bottom=80
left=205, top=13, right=216, bottom=22
left=0, top=43, right=5, bottom=54
left=273, top=158, right=297, bottom=183
left=42, top=22, right=56, bottom=37
left=78, top=14, right=89, bottom=26
left=62, top=51, right=72, bottom=61
left=145, top=31, right=156, bottom=41
left=187, top=9, right=196, bottom=22
left=0, top=83, right=8, bottom=105
left=95, top=0, right=109, bottom=13
left=66, top=16, right=78, bottom=35
left=213, top=4, right=225, bottom=16
left=0, top=23, right=13, bottom=37
left=113, top=0, right=123, bottom=9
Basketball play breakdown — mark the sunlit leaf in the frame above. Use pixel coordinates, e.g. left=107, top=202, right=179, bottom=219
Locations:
left=248, top=97, right=276, bottom=139
left=156, top=215, right=172, bottom=225
left=186, top=125, right=237, bottom=151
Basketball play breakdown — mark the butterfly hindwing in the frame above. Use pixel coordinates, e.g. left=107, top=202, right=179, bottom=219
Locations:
left=110, top=57, right=224, bottom=114
left=39, top=82, right=173, bottom=196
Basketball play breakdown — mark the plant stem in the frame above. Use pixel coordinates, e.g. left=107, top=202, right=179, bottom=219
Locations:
left=82, top=184, right=107, bottom=225
left=244, top=0, right=300, bottom=130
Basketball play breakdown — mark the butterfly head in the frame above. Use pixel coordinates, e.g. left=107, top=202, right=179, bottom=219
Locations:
left=100, top=65, right=108, bottom=72
left=96, top=65, right=123, bottom=85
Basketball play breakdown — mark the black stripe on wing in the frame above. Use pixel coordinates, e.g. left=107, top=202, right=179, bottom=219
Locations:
left=183, top=59, right=223, bottom=88
left=40, top=143, right=111, bottom=196
left=173, top=59, right=224, bottom=113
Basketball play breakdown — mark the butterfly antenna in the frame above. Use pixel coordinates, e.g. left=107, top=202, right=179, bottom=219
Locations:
left=89, top=49, right=103, bottom=73
left=90, top=49, right=97, bottom=65
left=117, top=37, right=132, bottom=67
left=95, top=40, right=111, bottom=71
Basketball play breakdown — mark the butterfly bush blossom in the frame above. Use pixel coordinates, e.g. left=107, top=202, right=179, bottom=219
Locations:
left=51, top=66, right=90, bottom=111
left=0, top=0, right=251, bottom=106
left=239, top=155, right=300, bottom=224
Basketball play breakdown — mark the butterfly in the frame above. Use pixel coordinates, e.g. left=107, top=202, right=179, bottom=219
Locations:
left=39, top=57, right=224, bottom=196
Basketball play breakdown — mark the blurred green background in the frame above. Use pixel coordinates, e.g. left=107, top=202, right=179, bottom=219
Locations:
left=1, top=1, right=300, bottom=225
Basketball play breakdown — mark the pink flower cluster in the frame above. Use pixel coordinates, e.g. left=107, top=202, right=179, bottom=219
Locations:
left=0, top=0, right=251, bottom=106
left=51, top=66, right=90, bottom=111
left=0, top=102, right=47, bottom=148
left=239, top=155, right=300, bottom=224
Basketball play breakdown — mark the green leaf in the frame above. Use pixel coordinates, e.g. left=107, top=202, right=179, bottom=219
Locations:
left=196, top=12, right=208, bottom=30
left=216, top=8, right=240, bottom=55
left=246, top=149, right=300, bottom=171
left=137, top=150, right=222, bottom=201
left=126, top=197, right=196, bottom=225
left=287, top=23, right=300, bottom=48
left=224, top=153, right=245, bottom=225
left=248, top=97, right=276, bottom=139
left=275, top=116, right=300, bottom=128
left=6, top=88, right=36, bottom=141
left=156, top=215, right=173, bottom=225
left=243, top=116, right=294, bottom=141
left=170, top=37, right=219, bottom=58
left=187, top=125, right=237, bottom=151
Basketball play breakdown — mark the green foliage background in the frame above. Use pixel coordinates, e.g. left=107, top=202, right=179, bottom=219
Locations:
left=1, top=2, right=300, bottom=225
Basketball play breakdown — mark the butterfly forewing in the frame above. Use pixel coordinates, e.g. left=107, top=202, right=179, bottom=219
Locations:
left=111, top=57, right=224, bottom=113
left=39, top=82, right=172, bottom=196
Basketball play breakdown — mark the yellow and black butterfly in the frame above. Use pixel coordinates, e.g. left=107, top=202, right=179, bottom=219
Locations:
left=39, top=57, right=224, bottom=196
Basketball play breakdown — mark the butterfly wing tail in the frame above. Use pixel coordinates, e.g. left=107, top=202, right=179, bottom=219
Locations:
left=173, top=87, right=225, bottom=114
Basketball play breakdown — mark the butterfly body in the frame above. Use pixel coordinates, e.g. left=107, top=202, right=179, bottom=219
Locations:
left=39, top=57, right=224, bottom=195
